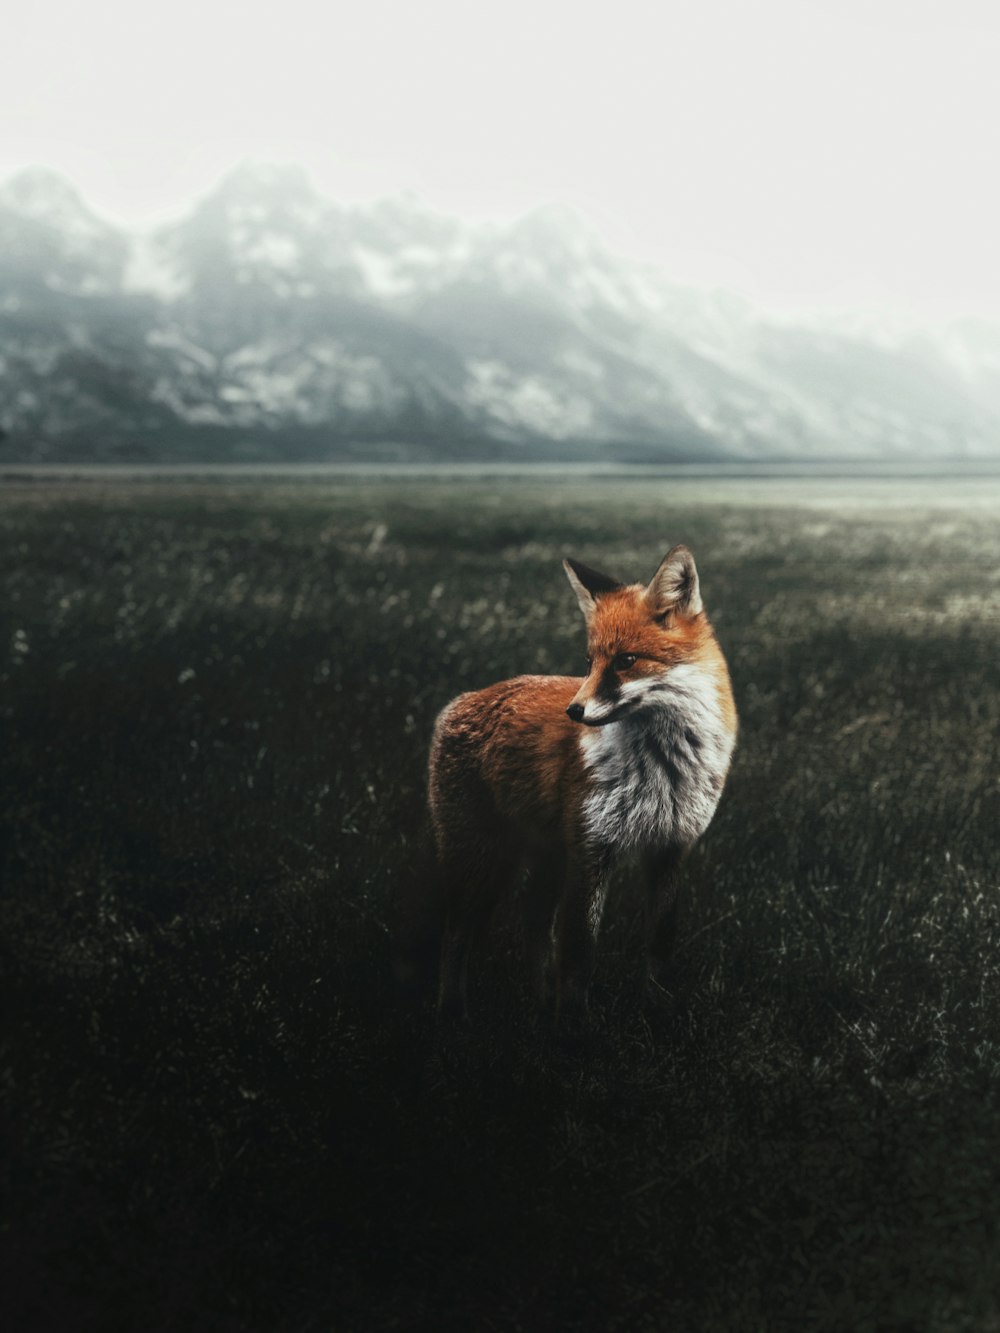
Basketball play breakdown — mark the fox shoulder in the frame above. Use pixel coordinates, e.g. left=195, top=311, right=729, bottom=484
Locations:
left=433, top=674, right=580, bottom=743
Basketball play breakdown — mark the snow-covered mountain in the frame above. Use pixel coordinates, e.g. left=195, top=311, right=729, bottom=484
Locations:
left=1, top=165, right=998, bottom=462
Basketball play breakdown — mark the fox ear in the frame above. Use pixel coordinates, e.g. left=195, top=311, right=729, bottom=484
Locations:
left=645, top=545, right=702, bottom=617
left=563, top=557, right=622, bottom=620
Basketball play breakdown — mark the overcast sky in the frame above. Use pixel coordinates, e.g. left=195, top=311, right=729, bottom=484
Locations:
left=5, top=0, right=999, bottom=320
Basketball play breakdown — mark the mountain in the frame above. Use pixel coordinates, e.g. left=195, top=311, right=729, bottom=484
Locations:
left=1, top=165, right=998, bottom=462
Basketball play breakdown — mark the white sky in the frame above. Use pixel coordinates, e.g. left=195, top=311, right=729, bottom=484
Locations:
left=5, top=0, right=1000, bottom=320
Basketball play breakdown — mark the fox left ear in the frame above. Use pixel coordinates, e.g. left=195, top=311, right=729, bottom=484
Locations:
left=645, top=545, right=702, bottom=617
left=563, top=557, right=622, bottom=620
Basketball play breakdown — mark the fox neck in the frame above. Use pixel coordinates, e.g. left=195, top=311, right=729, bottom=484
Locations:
left=577, top=663, right=734, bottom=854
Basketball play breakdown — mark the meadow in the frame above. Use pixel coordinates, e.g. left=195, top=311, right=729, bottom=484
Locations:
left=3, top=473, right=1000, bottom=1331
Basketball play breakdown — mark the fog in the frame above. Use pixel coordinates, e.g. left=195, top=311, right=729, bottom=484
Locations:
left=5, top=0, right=1000, bottom=321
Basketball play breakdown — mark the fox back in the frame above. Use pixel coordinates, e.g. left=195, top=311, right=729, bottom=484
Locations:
left=398, top=546, right=737, bottom=1021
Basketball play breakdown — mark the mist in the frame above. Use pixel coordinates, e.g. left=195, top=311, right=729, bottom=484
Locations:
left=6, top=0, right=1000, bottom=321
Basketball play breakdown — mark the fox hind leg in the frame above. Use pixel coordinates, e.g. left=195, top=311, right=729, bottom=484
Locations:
left=644, top=844, right=688, bottom=1001
left=436, top=837, right=519, bottom=1019
left=393, top=826, right=448, bottom=998
left=520, top=847, right=564, bottom=1010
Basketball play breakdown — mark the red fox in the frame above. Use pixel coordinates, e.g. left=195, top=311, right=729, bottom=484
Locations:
left=398, top=546, right=737, bottom=1022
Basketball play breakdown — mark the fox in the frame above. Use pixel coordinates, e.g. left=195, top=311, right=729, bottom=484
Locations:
left=397, top=545, right=737, bottom=1023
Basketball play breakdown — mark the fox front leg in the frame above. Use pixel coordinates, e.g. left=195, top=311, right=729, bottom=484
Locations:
left=643, top=845, right=689, bottom=999
left=553, top=845, right=612, bottom=1027
left=521, top=847, right=564, bottom=1011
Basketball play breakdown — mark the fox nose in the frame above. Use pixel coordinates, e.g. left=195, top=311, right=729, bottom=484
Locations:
left=566, top=703, right=585, bottom=723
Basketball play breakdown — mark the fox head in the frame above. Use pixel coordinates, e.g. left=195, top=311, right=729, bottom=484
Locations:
left=563, top=547, right=709, bottom=726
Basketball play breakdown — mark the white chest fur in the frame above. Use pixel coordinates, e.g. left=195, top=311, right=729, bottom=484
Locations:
left=577, top=664, right=734, bottom=853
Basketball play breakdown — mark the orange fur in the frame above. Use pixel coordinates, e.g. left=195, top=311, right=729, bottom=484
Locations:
left=396, top=547, right=737, bottom=1022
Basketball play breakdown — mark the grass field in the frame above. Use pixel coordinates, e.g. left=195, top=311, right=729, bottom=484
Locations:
left=3, top=474, right=1000, bottom=1331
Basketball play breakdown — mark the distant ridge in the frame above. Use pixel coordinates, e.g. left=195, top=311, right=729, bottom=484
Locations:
left=1, top=165, right=998, bottom=463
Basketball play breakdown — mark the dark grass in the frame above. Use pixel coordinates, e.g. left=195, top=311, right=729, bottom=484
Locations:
left=3, top=477, right=1000, bottom=1331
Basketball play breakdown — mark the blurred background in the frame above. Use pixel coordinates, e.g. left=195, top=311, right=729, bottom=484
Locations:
left=2, top=0, right=999, bottom=465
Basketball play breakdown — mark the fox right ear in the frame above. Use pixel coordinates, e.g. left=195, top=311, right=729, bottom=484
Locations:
left=563, top=557, right=622, bottom=620
left=645, top=545, right=702, bottom=617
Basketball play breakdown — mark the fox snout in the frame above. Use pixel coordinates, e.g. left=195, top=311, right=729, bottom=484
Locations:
left=566, top=684, right=617, bottom=726
left=567, top=677, right=599, bottom=722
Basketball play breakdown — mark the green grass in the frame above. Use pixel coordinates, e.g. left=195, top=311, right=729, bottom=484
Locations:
left=3, top=476, right=1000, bottom=1331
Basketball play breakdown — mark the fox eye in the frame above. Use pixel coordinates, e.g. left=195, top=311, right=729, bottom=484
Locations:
left=614, top=653, right=637, bottom=672
left=585, top=656, right=593, bottom=671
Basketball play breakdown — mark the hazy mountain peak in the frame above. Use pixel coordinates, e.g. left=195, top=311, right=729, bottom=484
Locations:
left=149, top=162, right=358, bottom=312
left=183, top=160, right=332, bottom=234
left=511, top=201, right=600, bottom=244
left=213, top=160, right=319, bottom=202
left=0, top=166, right=127, bottom=297
left=0, top=166, right=87, bottom=215
left=353, top=190, right=466, bottom=242
left=1, top=166, right=998, bottom=462
left=0, top=166, right=117, bottom=246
